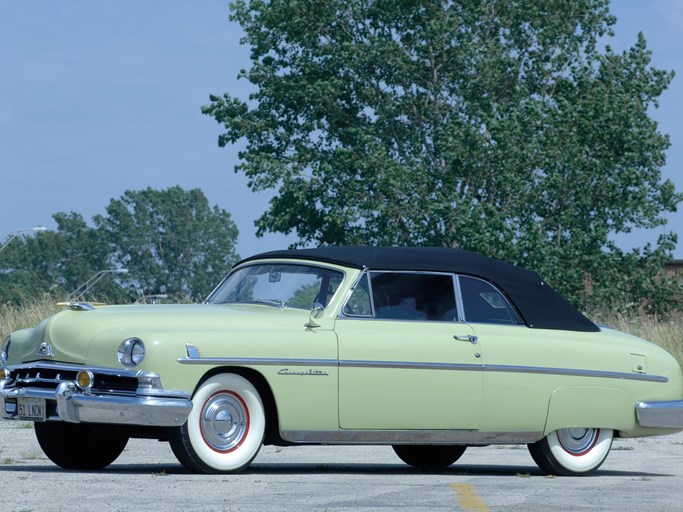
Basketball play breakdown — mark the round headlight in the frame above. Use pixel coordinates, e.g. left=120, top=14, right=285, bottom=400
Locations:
left=117, top=337, right=145, bottom=367
left=1, top=336, right=11, bottom=365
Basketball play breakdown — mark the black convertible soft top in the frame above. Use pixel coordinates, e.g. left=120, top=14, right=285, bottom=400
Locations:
left=238, top=246, right=599, bottom=332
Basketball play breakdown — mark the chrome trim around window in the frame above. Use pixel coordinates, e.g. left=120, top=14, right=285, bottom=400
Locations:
left=453, top=274, right=465, bottom=321
left=281, top=429, right=542, bottom=445
left=339, top=270, right=372, bottom=319
left=205, top=261, right=348, bottom=309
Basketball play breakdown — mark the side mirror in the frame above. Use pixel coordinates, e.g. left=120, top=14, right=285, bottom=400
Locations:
left=311, top=302, right=324, bottom=319
left=305, top=302, right=325, bottom=329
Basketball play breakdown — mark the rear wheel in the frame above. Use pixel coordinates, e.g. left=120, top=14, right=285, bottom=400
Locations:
left=528, top=428, right=613, bottom=476
left=35, top=422, right=128, bottom=470
left=392, top=445, right=467, bottom=470
left=169, top=373, right=265, bottom=473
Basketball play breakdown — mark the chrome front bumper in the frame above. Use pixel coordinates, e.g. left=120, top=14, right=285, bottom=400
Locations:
left=0, top=364, right=192, bottom=427
left=636, top=400, right=683, bottom=429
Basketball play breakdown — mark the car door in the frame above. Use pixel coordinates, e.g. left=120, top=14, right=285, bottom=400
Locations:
left=456, top=275, right=554, bottom=433
left=335, top=271, right=483, bottom=430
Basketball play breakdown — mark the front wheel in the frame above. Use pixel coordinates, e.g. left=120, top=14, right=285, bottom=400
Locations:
left=528, top=428, right=613, bottom=476
left=392, top=445, right=467, bottom=470
left=169, top=373, right=265, bottom=473
left=35, top=422, right=129, bottom=470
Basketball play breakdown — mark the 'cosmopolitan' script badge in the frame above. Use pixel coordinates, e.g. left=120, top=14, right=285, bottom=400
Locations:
left=278, top=368, right=329, bottom=377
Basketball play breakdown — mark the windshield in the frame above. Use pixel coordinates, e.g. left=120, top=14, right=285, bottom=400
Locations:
left=206, top=263, right=344, bottom=310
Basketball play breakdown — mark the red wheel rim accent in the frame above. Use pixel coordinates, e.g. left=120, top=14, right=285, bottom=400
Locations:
left=557, top=428, right=600, bottom=457
left=199, top=390, right=251, bottom=454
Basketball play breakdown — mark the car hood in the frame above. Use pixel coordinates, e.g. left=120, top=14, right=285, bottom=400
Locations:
left=15, top=303, right=308, bottom=365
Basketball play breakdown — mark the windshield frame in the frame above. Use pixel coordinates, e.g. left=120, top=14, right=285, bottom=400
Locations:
left=205, top=261, right=347, bottom=311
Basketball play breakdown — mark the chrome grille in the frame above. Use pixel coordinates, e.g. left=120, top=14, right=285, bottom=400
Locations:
left=13, top=368, right=78, bottom=389
left=9, top=366, right=139, bottom=395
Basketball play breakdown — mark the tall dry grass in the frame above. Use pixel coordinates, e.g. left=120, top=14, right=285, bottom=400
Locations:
left=588, top=310, right=683, bottom=369
left=1, top=296, right=62, bottom=339
left=1, top=298, right=682, bottom=368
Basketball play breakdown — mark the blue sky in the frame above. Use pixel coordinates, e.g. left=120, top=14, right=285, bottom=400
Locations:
left=1, top=1, right=681, bottom=259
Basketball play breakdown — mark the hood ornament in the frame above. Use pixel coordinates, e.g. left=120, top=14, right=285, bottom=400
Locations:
left=37, top=342, right=54, bottom=358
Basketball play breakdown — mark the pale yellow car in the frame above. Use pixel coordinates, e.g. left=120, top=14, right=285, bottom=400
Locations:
left=1, top=247, right=682, bottom=475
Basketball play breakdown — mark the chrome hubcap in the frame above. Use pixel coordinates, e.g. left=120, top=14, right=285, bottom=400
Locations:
left=557, top=428, right=599, bottom=455
left=200, top=391, right=248, bottom=452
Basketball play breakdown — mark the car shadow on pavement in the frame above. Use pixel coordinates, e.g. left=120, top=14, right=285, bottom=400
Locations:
left=0, top=462, right=673, bottom=478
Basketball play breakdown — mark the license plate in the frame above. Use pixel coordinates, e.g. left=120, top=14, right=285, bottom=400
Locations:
left=17, top=398, right=46, bottom=421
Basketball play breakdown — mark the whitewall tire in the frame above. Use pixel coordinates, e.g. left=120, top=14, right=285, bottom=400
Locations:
left=169, top=373, right=265, bottom=473
left=528, top=428, right=613, bottom=476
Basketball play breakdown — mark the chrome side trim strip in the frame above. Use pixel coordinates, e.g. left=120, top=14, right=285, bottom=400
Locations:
left=636, top=400, right=683, bottom=428
left=178, top=357, right=336, bottom=367
left=177, top=356, right=667, bottom=382
left=483, top=364, right=668, bottom=383
left=340, top=359, right=482, bottom=372
left=281, top=429, right=541, bottom=445
left=178, top=356, right=481, bottom=372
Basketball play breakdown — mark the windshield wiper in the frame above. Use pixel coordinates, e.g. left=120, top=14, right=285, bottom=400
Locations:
left=253, top=299, right=286, bottom=308
left=207, top=299, right=287, bottom=308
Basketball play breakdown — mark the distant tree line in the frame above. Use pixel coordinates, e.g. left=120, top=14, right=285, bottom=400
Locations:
left=0, top=186, right=239, bottom=304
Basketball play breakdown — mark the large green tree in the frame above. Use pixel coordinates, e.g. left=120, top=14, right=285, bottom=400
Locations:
left=204, top=0, right=681, bottom=310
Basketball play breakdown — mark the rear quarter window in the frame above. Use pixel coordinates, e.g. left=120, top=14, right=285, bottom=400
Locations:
left=459, top=276, right=520, bottom=325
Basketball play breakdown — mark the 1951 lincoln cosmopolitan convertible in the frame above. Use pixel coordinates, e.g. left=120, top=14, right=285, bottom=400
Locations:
left=1, top=247, right=682, bottom=475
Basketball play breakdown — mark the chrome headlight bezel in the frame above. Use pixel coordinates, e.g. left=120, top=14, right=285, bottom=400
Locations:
left=117, top=337, right=145, bottom=367
left=1, top=336, right=10, bottom=365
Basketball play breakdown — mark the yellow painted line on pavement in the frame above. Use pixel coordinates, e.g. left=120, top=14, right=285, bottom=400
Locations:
left=450, top=483, right=490, bottom=512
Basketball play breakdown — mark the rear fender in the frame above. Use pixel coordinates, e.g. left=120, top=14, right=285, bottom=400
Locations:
left=544, top=386, right=634, bottom=435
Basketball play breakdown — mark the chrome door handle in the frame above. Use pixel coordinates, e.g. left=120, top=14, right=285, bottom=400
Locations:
left=454, top=334, right=478, bottom=344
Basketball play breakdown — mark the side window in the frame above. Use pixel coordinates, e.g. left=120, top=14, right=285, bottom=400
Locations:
left=459, top=276, right=520, bottom=325
left=369, top=272, right=457, bottom=321
left=343, top=273, right=373, bottom=317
